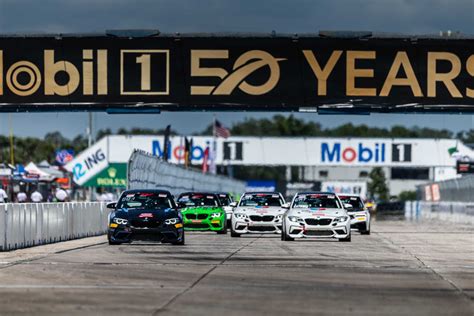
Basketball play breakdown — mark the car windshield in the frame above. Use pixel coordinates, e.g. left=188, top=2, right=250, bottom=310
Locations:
left=338, top=196, right=365, bottom=211
left=218, top=194, right=232, bottom=206
left=117, top=192, right=173, bottom=209
left=293, top=194, right=341, bottom=209
left=178, top=194, right=219, bottom=207
left=239, top=194, right=283, bottom=207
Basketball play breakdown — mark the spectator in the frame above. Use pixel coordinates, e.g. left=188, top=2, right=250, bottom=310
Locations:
left=55, top=188, right=68, bottom=202
left=31, top=190, right=43, bottom=203
left=17, top=191, right=27, bottom=203
left=0, top=186, right=7, bottom=203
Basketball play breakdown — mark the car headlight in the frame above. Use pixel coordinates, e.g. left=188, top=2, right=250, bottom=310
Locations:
left=334, top=216, right=349, bottom=223
left=288, top=216, right=303, bottom=223
left=234, top=213, right=247, bottom=219
left=165, top=218, right=179, bottom=225
left=211, top=213, right=222, bottom=218
left=113, top=218, right=128, bottom=225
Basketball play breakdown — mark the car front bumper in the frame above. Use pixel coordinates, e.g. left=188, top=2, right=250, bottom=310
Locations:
left=183, top=217, right=226, bottom=231
left=233, top=219, right=282, bottom=234
left=108, top=225, right=184, bottom=243
left=286, top=221, right=350, bottom=239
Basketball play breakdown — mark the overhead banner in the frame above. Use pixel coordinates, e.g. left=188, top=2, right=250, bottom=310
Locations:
left=0, top=33, right=473, bottom=112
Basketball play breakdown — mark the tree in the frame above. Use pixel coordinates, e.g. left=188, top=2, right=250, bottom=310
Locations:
left=398, top=190, right=417, bottom=201
left=367, top=167, right=389, bottom=201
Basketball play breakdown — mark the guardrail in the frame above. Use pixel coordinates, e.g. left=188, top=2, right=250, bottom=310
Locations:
left=405, top=200, right=474, bottom=225
left=128, top=150, right=246, bottom=196
left=0, top=202, right=108, bottom=251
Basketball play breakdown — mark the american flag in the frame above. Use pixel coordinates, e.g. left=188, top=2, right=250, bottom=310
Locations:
left=214, top=120, right=231, bottom=138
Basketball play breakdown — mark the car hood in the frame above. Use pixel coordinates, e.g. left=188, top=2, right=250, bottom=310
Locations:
left=234, top=206, right=286, bottom=215
left=287, top=207, right=347, bottom=218
left=114, top=208, right=178, bottom=219
left=180, top=206, right=224, bottom=214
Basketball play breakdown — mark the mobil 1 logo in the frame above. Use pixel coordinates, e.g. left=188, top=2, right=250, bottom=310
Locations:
left=223, top=141, right=243, bottom=161
left=392, top=144, right=411, bottom=162
left=120, top=50, right=170, bottom=95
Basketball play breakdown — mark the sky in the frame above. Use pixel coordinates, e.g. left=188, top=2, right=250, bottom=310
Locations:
left=0, top=0, right=473, bottom=139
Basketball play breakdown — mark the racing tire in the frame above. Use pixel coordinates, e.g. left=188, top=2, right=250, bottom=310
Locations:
left=172, top=233, right=185, bottom=245
left=107, top=237, right=122, bottom=245
left=360, top=223, right=371, bottom=235
left=338, top=233, right=351, bottom=242
left=217, top=220, right=228, bottom=234
left=281, top=224, right=294, bottom=241
left=230, top=226, right=241, bottom=237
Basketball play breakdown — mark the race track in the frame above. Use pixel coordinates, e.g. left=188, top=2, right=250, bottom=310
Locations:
left=0, top=217, right=472, bottom=315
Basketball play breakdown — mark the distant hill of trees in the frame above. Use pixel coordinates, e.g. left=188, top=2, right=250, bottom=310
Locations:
left=2, top=114, right=474, bottom=164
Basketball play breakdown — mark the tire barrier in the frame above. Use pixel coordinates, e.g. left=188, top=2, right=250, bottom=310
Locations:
left=128, top=150, right=246, bottom=196
left=405, top=200, right=474, bottom=225
left=0, top=202, right=108, bottom=251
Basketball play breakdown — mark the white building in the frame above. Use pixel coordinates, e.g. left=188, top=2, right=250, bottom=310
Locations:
left=65, top=135, right=474, bottom=196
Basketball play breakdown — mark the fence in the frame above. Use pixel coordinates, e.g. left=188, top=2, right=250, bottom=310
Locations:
left=417, top=175, right=474, bottom=203
left=128, top=150, right=246, bottom=196
left=0, top=202, right=108, bottom=251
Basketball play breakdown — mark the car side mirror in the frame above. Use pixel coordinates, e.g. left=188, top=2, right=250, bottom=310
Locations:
left=344, top=203, right=353, bottom=211
left=229, top=201, right=238, bottom=207
left=106, top=202, right=117, bottom=209
left=282, top=202, right=291, bottom=209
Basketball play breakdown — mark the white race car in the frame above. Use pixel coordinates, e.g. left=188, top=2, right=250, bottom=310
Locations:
left=216, top=192, right=235, bottom=227
left=231, top=192, right=286, bottom=237
left=337, top=194, right=371, bottom=235
left=281, top=192, right=351, bottom=242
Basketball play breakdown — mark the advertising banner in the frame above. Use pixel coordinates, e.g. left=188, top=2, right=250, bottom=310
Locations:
left=0, top=34, right=473, bottom=112
left=106, top=135, right=474, bottom=167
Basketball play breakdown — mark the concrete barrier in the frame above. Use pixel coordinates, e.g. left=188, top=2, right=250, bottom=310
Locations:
left=128, top=150, right=246, bottom=196
left=405, top=200, right=474, bottom=225
left=0, top=202, right=108, bottom=251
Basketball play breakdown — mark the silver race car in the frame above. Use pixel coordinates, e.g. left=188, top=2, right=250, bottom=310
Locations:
left=231, top=192, right=286, bottom=237
left=337, top=194, right=371, bottom=235
left=281, top=192, right=351, bottom=242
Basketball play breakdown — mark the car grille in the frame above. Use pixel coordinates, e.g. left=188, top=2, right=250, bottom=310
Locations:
left=185, top=214, right=208, bottom=220
left=305, top=230, right=333, bottom=236
left=248, top=226, right=276, bottom=232
left=249, top=215, right=274, bottom=222
left=305, top=218, right=332, bottom=226
left=186, top=223, right=209, bottom=229
left=130, top=219, right=161, bottom=228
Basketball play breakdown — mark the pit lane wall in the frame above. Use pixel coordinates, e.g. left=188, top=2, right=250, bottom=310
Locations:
left=405, top=201, right=474, bottom=225
left=417, top=175, right=474, bottom=203
left=0, top=202, right=108, bottom=251
left=128, top=150, right=246, bottom=196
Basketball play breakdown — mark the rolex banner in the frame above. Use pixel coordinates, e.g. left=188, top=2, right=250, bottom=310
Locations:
left=0, top=34, right=473, bottom=111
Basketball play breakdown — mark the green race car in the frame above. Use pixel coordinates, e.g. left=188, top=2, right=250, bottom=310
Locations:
left=177, top=192, right=227, bottom=234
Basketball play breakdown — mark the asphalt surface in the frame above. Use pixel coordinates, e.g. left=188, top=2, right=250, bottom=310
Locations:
left=0, top=217, right=472, bottom=316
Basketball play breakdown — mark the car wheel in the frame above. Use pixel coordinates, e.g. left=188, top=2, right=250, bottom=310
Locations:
left=172, top=233, right=185, bottom=245
left=338, top=233, right=351, bottom=242
left=360, top=223, right=371, bottom=235
left=217, top=220, right=228, bottom=234
left=282, top=223, right=294, bottom=241
left=107, top=233, right=121, bottom=245
left=230, top=225, right=240, bottom=237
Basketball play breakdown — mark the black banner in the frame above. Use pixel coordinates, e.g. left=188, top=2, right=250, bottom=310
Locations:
left=456, top=161, right=474, bottom=174
left=0, top=34, right=473, bottom=112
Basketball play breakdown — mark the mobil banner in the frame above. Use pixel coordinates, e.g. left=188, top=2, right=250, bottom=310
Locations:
left=75, top=135, right=474, bottom=168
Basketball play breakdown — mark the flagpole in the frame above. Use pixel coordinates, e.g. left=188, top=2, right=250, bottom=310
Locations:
left=9, top=114, right=14, bottom=166
left=211, top=115, right=217, bottom=174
